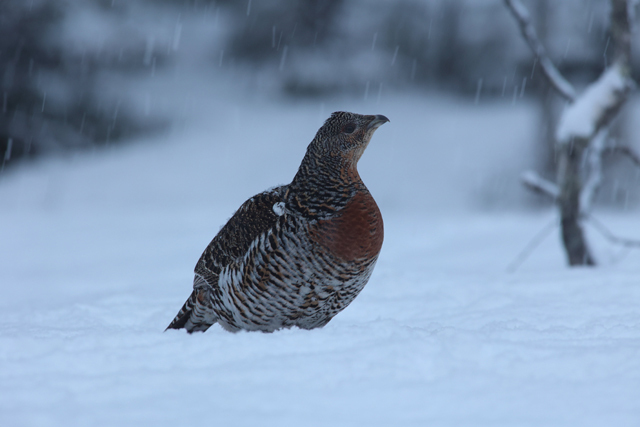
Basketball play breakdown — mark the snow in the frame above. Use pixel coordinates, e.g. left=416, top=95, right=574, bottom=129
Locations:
left=2, top=81, right=640, bottom=426
left=556, top=64, right=631, bottom=143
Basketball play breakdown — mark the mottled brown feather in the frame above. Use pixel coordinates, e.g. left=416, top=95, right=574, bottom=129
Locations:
left=166, top=112, right=388, bottom=333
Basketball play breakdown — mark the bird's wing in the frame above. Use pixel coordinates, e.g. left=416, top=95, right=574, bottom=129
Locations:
left=167, top=185, right=288, bottom=332
left=194, top=185, right=288, bottom=286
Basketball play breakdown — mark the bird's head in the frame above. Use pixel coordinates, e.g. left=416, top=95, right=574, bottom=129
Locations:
left=289, top=112, right=389, bottom=212
left=309, top=112, right=389, bottom=165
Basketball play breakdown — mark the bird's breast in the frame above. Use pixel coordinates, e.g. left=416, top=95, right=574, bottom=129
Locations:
left=308, top=190, right=383, bottom=262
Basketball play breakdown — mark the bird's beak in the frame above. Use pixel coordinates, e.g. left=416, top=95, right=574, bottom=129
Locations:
left=367, top=114, right=390, bottom=130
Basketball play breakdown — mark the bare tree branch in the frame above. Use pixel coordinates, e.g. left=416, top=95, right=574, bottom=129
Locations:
left=580, top=130, right=608, bottom=214
left=573, top=1, right=636, bottom=212
left=504, top=0, right=577, bottom=101
left=606, top=145, right=640, bottom=168
left=587, top=215, right=640, bottom=248
left=507, top=217, right=558, bottom=272
left=521, top=170, right=559, bottom=200
left=506, top=0, right=637, bottom=267
left=610, top=0, right=633, bottom=64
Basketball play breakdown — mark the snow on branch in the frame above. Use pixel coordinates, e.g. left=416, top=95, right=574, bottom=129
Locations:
left=556, top=64, right=634, bottom=145
left=521, top=170, right=559, bottom=200
left=504, top=0, right=577, bottom=101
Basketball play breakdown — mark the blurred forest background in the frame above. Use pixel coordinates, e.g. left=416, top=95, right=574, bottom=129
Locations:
left=1, top=0, right=639, bottom=206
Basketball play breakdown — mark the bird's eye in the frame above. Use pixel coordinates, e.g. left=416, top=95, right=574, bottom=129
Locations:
left=342, top=123, right=356, bottom=134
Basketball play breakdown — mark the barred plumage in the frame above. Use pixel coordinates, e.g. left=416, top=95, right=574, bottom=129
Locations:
left=166, top=112, right=388, bottom=333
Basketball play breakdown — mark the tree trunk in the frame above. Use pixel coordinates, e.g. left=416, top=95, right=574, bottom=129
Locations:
left=557, top=141, right=595, bottom=265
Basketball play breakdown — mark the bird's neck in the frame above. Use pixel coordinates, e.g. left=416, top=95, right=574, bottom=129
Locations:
left=287, top=151, right=364, bottom=218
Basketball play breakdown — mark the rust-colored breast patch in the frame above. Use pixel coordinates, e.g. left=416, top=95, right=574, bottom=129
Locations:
left=310, top=191, right=384, bottom=262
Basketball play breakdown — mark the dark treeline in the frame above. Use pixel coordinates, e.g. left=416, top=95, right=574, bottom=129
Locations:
left=1, top=0, right=632, bottom=169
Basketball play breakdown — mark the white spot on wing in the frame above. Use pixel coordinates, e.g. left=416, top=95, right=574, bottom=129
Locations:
left=273, top=202, right=285, bottom=216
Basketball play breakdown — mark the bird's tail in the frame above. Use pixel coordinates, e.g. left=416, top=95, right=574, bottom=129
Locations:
left=165, top=289, right=217, bottom=333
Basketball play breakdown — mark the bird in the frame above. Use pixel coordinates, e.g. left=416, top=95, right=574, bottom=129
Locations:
left=166, top=111, right=388, bottom=333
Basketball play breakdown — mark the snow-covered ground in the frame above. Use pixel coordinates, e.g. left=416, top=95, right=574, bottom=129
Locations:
left=1, top=86, right=640, bottom=427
